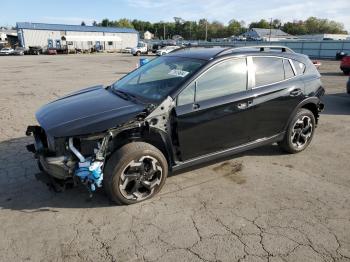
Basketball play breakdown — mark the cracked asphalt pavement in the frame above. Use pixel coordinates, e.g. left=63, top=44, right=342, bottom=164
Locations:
left=0, top=54, right=349, bottom=262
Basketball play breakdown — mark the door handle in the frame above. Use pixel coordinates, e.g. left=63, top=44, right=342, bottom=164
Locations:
left=237, top=100, right=253, bottom=110
left=192, top=103, right=200, bottom=110
left=290, top=88, right=302, bottom=97
left=237, top=102, right=248, bottom=110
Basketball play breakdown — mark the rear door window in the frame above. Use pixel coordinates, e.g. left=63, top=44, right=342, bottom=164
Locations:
left=253, top=57, right=284, bottom=87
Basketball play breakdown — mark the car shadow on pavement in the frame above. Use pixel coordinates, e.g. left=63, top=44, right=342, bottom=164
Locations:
left=321, top=93, right=350, bottom=115
left=171, top=144, right=283, bottom=176
left=0, top=137, right=114, bottom=211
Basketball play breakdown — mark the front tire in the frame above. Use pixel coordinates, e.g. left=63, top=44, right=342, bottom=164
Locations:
left=104, top=142, right=168, bottom=205
left=279, top=108, right=316, bottom=154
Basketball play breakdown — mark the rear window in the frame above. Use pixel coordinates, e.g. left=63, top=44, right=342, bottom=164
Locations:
left=291, top=60, right=305, bottom=75
left=253, top=57, right=284, bottom=87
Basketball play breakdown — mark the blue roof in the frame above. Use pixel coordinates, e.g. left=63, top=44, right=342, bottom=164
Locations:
left=16, top=22, right=138, bottom=34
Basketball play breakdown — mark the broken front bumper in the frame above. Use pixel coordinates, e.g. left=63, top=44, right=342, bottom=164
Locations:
left=26, top=126, right=73, bottom=180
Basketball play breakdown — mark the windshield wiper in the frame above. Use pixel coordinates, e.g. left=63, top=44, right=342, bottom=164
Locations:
left=112, top=89, right=137, bottom=101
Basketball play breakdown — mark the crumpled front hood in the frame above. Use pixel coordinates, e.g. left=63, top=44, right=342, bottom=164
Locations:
left=36, top=85, right=146, bottom=137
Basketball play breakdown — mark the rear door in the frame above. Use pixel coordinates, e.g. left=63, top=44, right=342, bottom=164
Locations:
left=175, top=57, right=256, bottom=161
left=247, top=56, right=306, bottom=140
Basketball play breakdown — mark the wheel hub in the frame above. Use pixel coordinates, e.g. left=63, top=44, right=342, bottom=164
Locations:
left=290, top=115, right=313, bottom=148
left=119, top=156, right=163, bottom=201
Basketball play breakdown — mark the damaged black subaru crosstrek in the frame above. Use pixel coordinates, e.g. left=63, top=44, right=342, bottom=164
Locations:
left=26, top=46, right=324, bottom=205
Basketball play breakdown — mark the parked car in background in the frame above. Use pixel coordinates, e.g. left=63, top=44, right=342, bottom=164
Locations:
left=122, top=47, right=132, bottom=53
left=156, top=46, right=180, bottom=56
left=336, top=51, right=347, bottom=60
left=26, top=46, right=42, bottom=55
left=13, top=47, right=25, bottom=56
left=47, top=48, right=57, bottom=55
left=26, top=45, right=324, bottom=205
left=0, top=47, right=14, bottom=55
left=131, top=42, right=148, bottom=56
left=340, top=56, right=350, bottom=75
left=151, top=43, right=161, bottom=53
left=312, top=60, right=322, bottom=69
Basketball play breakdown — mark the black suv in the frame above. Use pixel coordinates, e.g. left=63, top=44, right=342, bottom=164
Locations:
left=26, top=46, right=324, bottom=204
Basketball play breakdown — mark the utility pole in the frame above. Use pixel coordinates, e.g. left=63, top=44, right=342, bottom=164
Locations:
left=163, top=23, right=166, bottom=40
left=269, top=18, right=272, bottom=42
left=189, top=22, right=192, bottom=40
left=205, top=20, right=208, bottom=41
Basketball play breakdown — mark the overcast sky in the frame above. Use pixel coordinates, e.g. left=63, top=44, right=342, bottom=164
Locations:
left=1, top=0, right=349, bottom=31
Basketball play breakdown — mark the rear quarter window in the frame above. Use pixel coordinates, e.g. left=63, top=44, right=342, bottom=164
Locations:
left=291, top=60, right=306, bottom=75
left=283, top=59, right=295, bottom=79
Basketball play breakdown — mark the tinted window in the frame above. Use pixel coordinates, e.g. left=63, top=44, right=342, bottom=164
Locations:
left=177, top=82, right=195, bottom=105
left=195, top=58, right=247, bottom=102
left=291, top=60, right=305, bottom=75
left=253, top=57, right=284, bottom=87
left=283, top=59, right=295, bottom=79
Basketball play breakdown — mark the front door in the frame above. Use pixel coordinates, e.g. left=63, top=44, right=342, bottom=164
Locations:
left=175, top=57, right=255, bottom=161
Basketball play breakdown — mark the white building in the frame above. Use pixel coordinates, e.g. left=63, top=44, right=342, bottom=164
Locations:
left=298, top=34, right=350, bottom=41
left=0, top=32, right=7, bottom=42
left=143, top=31, right=154, bottom=40
left=0, top=29, right=17, bottom=47
left=16, top=22, right=139, bottom=51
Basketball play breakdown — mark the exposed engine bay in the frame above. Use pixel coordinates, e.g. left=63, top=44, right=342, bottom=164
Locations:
left=26, top=96, right=176, bottom=197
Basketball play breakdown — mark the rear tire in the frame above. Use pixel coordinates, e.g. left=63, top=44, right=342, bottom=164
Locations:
left=104, top=142, right=168, bottom=205
left=279, top=108, right=316, bottom=154
left=343, top=70, right=349, bottom=75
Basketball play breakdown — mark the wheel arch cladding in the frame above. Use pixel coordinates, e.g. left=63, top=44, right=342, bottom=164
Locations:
left=284, top=98, right=321, bottom=131
left=109, top=127, right=173, bottom=167
left=301, top=103, right=319, bottom=124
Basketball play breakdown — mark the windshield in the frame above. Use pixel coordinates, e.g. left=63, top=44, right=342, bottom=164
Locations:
left=112, top=56, right=205, bottom=102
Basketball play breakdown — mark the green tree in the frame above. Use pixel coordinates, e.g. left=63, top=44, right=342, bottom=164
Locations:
left=209, top=20, right=225, bottom=38
left=95, top=16, right=347, bottom=39
left=272, top=19, right=282, bottom=29
left=282, top=17, right=347, bottom=35
left=282, top=20, right=307, bottom=35
left=249, top=19, right=270, bottom=29
left=227, top=19, right=243, bottom=36
left=116, top=18, right=134, bottom=28
left=100, top=19, right=110, bottom=27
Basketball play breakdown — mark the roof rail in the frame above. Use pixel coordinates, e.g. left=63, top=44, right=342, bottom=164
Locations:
left=170, top=45, right=218, bottom=53
left=215, top=45, right=295, bottom=57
